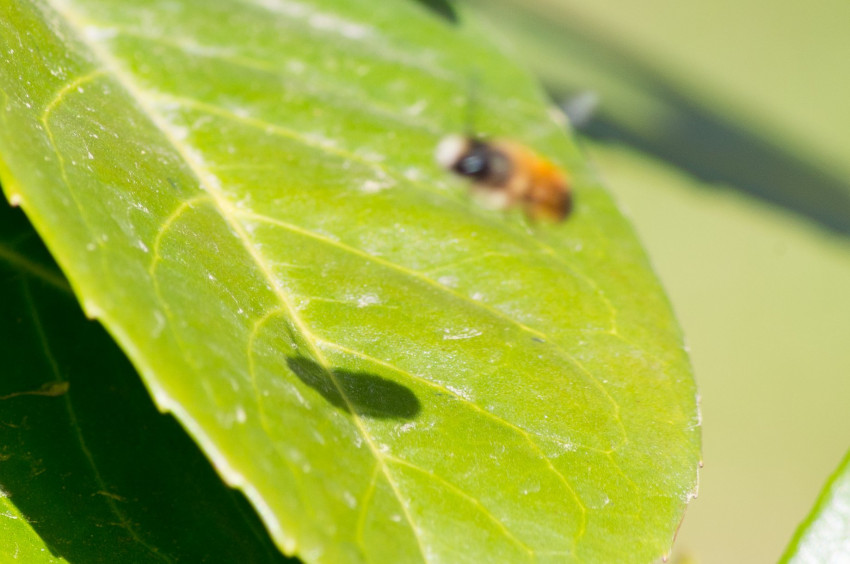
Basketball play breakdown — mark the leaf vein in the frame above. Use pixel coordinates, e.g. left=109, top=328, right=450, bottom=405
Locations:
left=45, top=1, right=430, bottom=558
left=319, top=338, right=588, bottom=552
left=22, top=279, right=174, bottom=562
left=0, top=242, right=72, bottom=293
left=40, top=69, right=106, bottom=124
left=246, top=307, right=319, bottom=519
left=145, top=92, right=621, bottom=338
left=354, top=463, right=381, bottom=555
left=238, top=208, right=628, bottom=446
left=100, top=28, right=440, bottom=134
left=385, top=455, right=535, bottom=560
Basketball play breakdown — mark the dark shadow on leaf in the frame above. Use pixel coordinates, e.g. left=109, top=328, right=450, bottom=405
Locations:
left=0, top=203, right=295, bottom=564
left=411, top=0, right=458, bottom=24
left=286, top=356, right=421, bottom=419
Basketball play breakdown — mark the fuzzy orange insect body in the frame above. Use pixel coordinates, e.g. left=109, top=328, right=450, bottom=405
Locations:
left=436, top=135, right=572, bottom=222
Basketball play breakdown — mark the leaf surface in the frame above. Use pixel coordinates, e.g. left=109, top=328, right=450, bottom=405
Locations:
left=0, top=0, right=700, bottom=561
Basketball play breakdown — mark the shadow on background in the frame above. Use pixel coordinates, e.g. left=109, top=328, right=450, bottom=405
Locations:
left=576, top=94, right=850, bottom=237
left=0, top=203, right=294, bottom=563
left=550, top=25, right=850, bottom=236
left=474, top=0, right=850, bottom=236
left=287, top=356, right=421, bottom=419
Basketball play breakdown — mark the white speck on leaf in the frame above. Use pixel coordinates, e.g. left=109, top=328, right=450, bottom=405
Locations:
left=242, top=220, right=259, bottom=235
left=360, top=179, right=387, bottom=194
left=286, top=59, right=306, bottom=74
left=403, top=167, right=425, bottom=182
left=442, top=328, right=482, bottom=341
left=521, top=481, right=541, bottom=495
left=178, top=39, right=237, bottom=58
left=152, top=309, right=166, bottom=338
left=83, top=25, right=118, bottom=41
left=405, top=99, right=428, bottom=116
left=356, top=293, right=380, bottom=308
left=302, top=131, right=338, bottom=150
left=437, top=275, right=457, bottom=288
left=356, top=150, right=385, bottom=163
left=249, top=0, right=307, bottom=17
left=290, top=386, right=307, bottom=407
left=170, top=125, right=189, bottom=141
left=131, top=201, right=150, bottom=214
left=445, top=384, right=472, bottom=400
left=309, top=13, right=371, bottom=39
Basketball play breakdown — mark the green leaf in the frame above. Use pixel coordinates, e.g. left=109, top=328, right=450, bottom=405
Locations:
left=0, top=203, right=293, bottom=562
left=586, top=140, right=850, bottom=563
left=0, top=208, right=69, bottom=564
left=0, top=0, right=700, bottom=562
left=781, top=450, right=850, bottom=563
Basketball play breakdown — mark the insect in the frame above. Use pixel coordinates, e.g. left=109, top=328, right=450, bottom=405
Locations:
left=435, top=134, right=572, bottom=222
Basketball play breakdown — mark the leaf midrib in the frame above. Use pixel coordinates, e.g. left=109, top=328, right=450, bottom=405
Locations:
left=67, top=14, right=622, bottom=325
left=43, top=0, right=439, bottom=559
left=38, top=1, right=637, bottom=560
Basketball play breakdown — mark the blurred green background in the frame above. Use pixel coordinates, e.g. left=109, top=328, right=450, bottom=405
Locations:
left=464, top=0, right=850, bottom=561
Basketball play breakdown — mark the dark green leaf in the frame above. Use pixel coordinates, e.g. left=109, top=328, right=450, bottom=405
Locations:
left=0, top=202, right=293, bottom=562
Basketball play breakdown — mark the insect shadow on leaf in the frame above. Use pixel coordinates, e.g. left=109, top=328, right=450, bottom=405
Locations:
left=286, top=356, right=421, bottom=419
left=410, top=0, right=458, bottom=23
